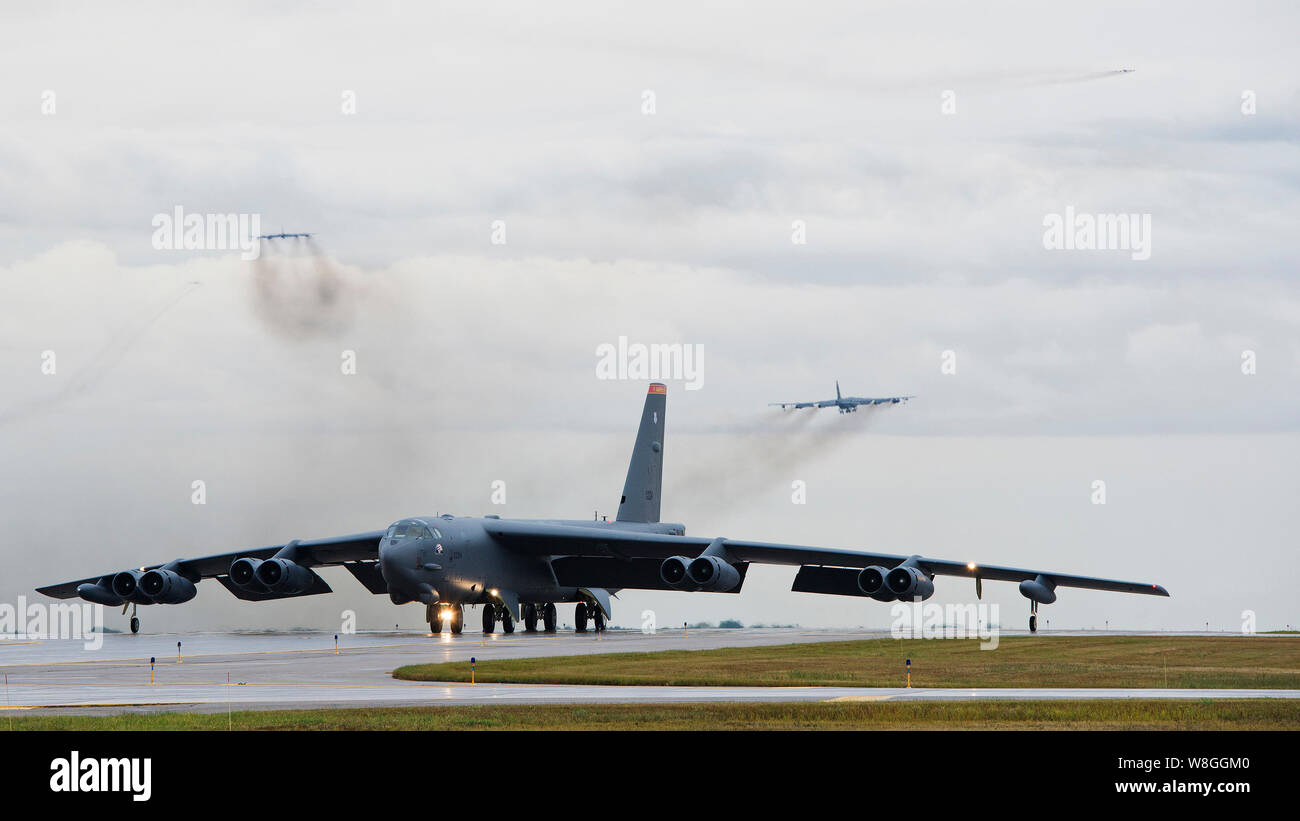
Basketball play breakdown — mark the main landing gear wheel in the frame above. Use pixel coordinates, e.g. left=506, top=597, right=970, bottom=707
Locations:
left=523, top=604, right=538, bottom=632
left=427, top=603, right=442, bottom=635
left=482, top=604, right=497, bottom=634
left=543, top=602, right=557, bottom=633
left=501, top=607, right=515, bottom=634
left=1029, top=600, right=1039, bottom=633
left=130, top=616, right=140, bottom=634
left=449, top=604, right=464, bottom=635
left=574, top=602, right=588, bottom=633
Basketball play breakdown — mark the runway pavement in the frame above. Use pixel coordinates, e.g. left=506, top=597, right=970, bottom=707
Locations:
left=1, top=629, right=1295, bottom=715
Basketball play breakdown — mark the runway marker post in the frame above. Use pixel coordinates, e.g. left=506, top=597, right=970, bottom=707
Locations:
left=334, top=634, right=339, bottom=655
left=177, top=641, right=182, bottom=664
left=149, top=657, right=155, bottom=685
left=906, top=658, right=911, bottom=688
left=470, top=656, right=476, bottom=685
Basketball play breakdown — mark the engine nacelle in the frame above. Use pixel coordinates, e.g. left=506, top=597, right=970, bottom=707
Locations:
left=139, top=569, right=198, bottom=604
left=228, top=557, right=264, bottom=590
left=660, top=556, right=693, bottom=589
left=686, top=556, right=741, bottom=592
left=111, top=570, right=143, bottom=600
left=255, top=558, right=314, bottom=595
left=856, top=566, right=896, bottom=602
left=885, top=565, right=935, bottom=601
left=1018, top=575, right=1057, bottom=605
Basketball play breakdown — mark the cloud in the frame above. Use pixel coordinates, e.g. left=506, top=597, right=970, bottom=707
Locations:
left=2, top=3, right=1298, bottom=631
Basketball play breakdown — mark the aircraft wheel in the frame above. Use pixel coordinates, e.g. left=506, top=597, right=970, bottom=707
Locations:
left=575, top=602, right=588, bottom=633
left=1029, top=615, right=1038, bottom=633
left=130, top=616, right=140, bottom=634
left=430, top=615, right=442, bottom=634
left=523, top=604, right=538, bottom=632
left=501, top=608, right=515, bottom=634
left=482, top=605, right=496, bottom=634
left=543, top=603, right=557, bottom=633
left=593, top=608, right=606, bottom=632
left=450, top=605, right=464, bottom=635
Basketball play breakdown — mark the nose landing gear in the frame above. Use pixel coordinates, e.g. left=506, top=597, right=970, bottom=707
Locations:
left=427, top=603, right=463, bottom=635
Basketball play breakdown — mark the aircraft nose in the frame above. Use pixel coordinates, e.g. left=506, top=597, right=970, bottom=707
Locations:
left=379, top=541, right=438, bottom=604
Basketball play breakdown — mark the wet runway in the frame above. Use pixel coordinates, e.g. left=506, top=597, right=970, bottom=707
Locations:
left=1, top=629, right=1294, bottom=714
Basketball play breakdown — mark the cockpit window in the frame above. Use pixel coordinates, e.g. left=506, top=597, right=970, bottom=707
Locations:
left=386, top=522, right=431, bottom=542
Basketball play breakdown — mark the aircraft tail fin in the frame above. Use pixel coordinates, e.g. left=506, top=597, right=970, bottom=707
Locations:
left=616, top=383, right=666, bottom=523
left=836, top=380, right=842, bottom=400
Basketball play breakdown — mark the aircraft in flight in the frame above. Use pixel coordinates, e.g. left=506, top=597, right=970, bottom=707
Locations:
left=257, top=232, right=312, bottom=240
left=770, top=380, right=913, bottom=413
left=38, top=383, right=1167, bottom=635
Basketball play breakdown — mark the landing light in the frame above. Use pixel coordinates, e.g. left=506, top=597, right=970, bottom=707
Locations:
left=967, top=562, right=977, bottom=570
left=489, top=588, right=499, bottom=597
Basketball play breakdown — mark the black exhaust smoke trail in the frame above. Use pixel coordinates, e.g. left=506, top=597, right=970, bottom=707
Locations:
left=250, top=236, right=356, bottom=338
left=667, top=405, right=887, bottom=510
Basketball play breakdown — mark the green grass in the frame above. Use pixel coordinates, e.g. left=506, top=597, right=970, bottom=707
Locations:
left=4, top=699, right=1299, bottom=730
left=394, top=635, right=1300, bottom=689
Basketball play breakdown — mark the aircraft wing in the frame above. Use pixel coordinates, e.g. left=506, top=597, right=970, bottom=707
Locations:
left=36, top=530, right=385, bottom=599
left=768, top=399, right=833, bottom=409
left=483, top=519, right=1168, bottom=597
left=847, top=395, right=914, bottom=406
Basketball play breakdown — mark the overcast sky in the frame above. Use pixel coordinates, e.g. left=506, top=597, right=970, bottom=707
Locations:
left=1, top=2, right=1297, bottom=633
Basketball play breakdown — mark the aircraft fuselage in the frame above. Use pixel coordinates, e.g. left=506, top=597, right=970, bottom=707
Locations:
left=377, top=515, right=684, bottom=607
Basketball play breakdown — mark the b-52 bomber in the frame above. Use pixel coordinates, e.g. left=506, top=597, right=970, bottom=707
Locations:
left=38, top=383, right=1168, bottom=635
left=770, top=380, right=913, bottom=413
